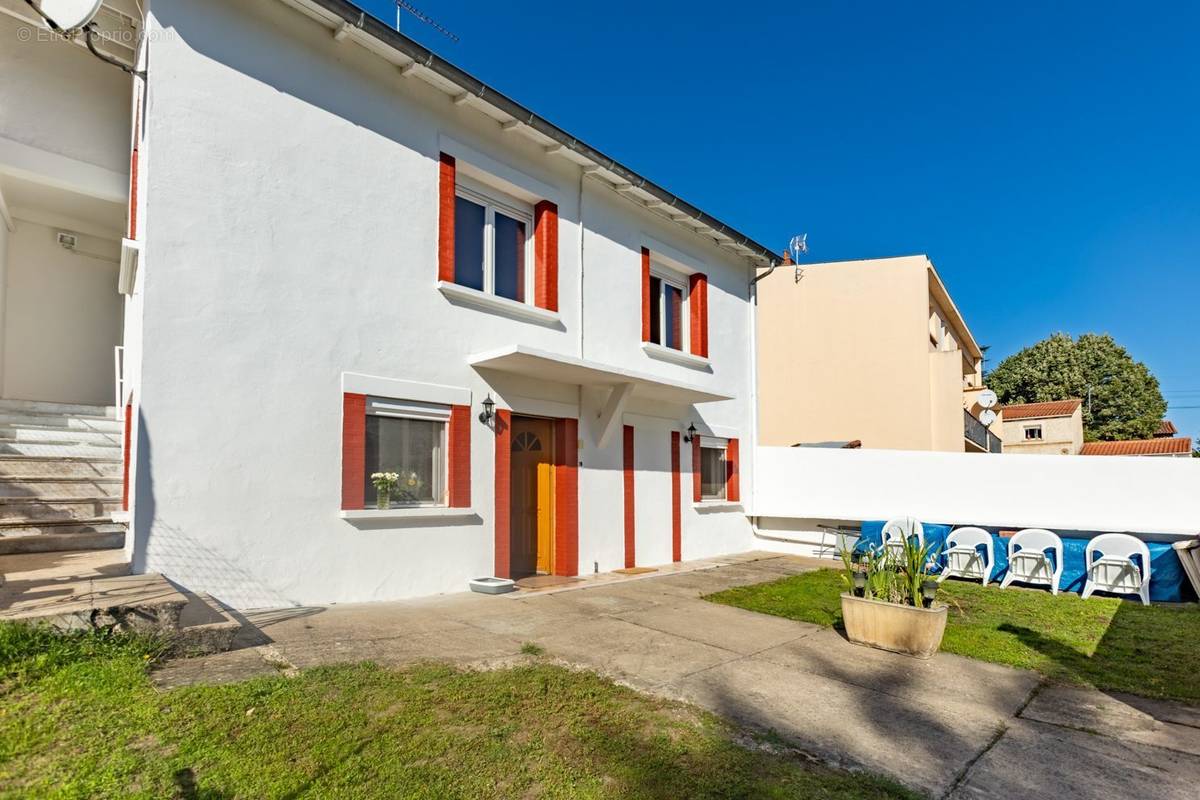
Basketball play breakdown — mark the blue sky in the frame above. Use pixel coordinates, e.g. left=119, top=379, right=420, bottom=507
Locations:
left=356, top=1, right=1200, bottom=439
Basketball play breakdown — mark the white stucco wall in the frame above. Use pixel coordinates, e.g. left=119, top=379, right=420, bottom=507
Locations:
left=753, top=447, right=1200, bottom=553
left=0, top=13, right=131, bottom=177
left=1, top=218, right=121, bottom=405
left=130, top=0, right=757, bottom=607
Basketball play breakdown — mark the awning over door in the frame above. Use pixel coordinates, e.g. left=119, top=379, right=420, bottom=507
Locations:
left=468, top=345, right=733, bottom=406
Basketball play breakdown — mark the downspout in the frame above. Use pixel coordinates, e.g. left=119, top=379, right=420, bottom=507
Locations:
left=578, top=166, right=585, bottom=360
left=746, top=253, right=787, bottom=537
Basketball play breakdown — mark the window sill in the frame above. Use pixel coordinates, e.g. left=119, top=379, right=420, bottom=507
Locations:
left=437, top=281, right=562, bottom=327
left=693, top=500, right=743, bottom=513
left=340, top=507, right=478, bottom=521
left=641, top=342, right=711, bottom=371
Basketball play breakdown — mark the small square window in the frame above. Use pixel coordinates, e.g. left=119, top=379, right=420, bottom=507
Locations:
left=453, top=181, right=533, bottom=304
left=700, top=440, right=727, bottom=501
left=363, top=399, right=448, bottom=508
left=1024, top=425, right=1043, bottom=441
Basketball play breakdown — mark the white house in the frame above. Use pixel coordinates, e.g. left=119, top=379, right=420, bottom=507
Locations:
left=0, top=0, right=779, bottom=607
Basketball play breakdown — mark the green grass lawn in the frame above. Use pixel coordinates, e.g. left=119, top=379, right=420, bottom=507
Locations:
left=706, top=569, right=1200, bottom=704
left=0, top=623, right=917, bottom=800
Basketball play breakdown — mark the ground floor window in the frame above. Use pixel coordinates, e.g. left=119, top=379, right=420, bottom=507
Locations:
left=364, top=398, right=448, bottom=507
left=699, top=437, right=728, bottom=500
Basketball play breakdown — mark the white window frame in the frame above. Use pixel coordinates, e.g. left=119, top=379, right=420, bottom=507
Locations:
left=455, top=176, right=535, bottom=305
left=365, top=397, right=450, bottom=508
left=1023, top=424, right=1043, bottom=441
left=649, top=264, right=689, bottom=352
left=699, top=435, right=728, bottom=502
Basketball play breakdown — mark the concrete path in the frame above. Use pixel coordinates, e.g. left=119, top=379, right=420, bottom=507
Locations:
left=154, top=552, right=1200, bottom=799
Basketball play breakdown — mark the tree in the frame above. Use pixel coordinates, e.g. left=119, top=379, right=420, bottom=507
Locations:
left=986, top=333, right=1166, bottom=442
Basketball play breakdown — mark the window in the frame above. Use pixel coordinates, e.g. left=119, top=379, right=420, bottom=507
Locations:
left=454, top=181, right=532, bottom=304
left=648, top=271, right=687, bottom=351
left=699, top=437, right=727, bottom=501
left=364, top=398, right=448, bottom=507
left=1024, top=425, right=1043, bottom=441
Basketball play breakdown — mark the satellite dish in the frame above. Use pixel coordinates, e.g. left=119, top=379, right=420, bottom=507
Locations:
left=977, top=389, right=998, bottom=409
left=979, top=409, right=998, bottom=426
left=37, top=0, right=103, bottom=31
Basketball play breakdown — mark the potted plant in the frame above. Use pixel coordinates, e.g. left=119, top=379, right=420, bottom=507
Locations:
left=838, top=535, right=947, bottom=659
left=371, top=471, right=400, bottom=509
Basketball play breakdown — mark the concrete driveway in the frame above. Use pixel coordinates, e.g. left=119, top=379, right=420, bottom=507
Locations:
left=156, top=552, right=1200, bottom=799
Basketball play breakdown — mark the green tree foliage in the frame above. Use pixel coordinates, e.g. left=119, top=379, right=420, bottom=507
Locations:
left=987, top=333, right=1166, bottom=441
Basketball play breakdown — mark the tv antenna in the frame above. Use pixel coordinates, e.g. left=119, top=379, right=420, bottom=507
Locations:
left=395, top=1, right=459, bottom=42
left=788, top=233, right=808, bottom=282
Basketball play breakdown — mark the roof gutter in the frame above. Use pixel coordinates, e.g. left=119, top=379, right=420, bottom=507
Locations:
left=303, top=0, right=779, bottom=268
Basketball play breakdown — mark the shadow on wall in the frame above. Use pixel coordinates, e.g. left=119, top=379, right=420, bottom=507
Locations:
left=131, top=406, right=296, bottom=611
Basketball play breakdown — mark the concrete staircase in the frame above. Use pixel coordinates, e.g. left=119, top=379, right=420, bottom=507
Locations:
left=0, top=400, right=240, bottom=654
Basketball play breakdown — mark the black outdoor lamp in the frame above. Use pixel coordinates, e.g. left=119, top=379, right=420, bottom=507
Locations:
left=921, top=579, right=940, bottom=608
left=479, top=394, right=495, bottom=426
left=683, top=423, right=697, bottom=443
left=851, top=569, right=867, bottom=596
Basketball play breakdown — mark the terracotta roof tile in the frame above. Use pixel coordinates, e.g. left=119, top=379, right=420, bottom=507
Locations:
left=1079, top=437, right=1193, bottom=456
left=1156, top=419, right=1178, bottom=437
left=1000, top=399, right=1083, bottom=421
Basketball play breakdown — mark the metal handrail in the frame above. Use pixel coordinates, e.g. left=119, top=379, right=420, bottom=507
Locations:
left=114, top=345, right=125, bottom=421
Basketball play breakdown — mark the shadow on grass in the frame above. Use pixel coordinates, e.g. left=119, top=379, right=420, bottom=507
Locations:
left=173, top=768, right=230, bottom=800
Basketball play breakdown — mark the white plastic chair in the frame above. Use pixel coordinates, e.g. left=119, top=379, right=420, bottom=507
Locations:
left=1000, top=529, right=1063, bottom=595
left=941, top=527, right=996, bottom=585
left=881, top=517, right=924, bottom=559
left=1082, top=533, right=1151, bottom=606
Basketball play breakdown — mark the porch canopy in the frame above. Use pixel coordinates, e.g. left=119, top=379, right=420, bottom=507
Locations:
left=468, top=345, right=732, bottom=405
left=469, top=345, right=731, bottom=447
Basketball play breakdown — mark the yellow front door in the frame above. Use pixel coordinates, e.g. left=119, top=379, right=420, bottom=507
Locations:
left=510, top=417, right=555, bottom=577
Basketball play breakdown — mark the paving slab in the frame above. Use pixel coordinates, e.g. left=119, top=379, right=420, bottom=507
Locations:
left=662, top=655, right=1008, bottom=798
left=152, top=647, right=280, bottom=690
left=615, top=597, right=819, bottom=655
left=755, top=627, right=1042, bottom=711
left=1021, top=685, right=1200, bottom=757
left=530, top=615, right=742, bottom=690
left=949, top=718, right=1200, bottom=800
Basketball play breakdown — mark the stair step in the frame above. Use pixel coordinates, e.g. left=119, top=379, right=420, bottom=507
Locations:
left=0, top=399, right=116, bottom=418
left=0, top=413, right=122, bottom=432
left=0, top=522, right=125, bottom=555
left=0, top=551, right=240, bottom=654
left=0, top=497, right=122, bottom=522
left=0, top=456, right=122, bottom=479
left=0, top=443, right=122, bottom=459
left=0, top=479, right=122, bottom=499
left=0, top=427, right=122, bottom=446
left=174, top=590, right=242, bottom=655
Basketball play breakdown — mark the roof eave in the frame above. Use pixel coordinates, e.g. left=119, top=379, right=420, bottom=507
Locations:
left=279, top=0, right=779, bottom=269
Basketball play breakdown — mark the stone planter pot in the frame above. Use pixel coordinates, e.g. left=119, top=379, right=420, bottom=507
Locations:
left=840, top=593, right=948, bottom=659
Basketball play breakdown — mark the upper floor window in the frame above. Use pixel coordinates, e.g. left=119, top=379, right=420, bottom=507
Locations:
left=438, top=152, right=558, bottom=313
left=648, top=271, right=688, bottom=351
left=454, top=181, right=533, bottom=304
left=1024, top=425, right=1043, bottom=441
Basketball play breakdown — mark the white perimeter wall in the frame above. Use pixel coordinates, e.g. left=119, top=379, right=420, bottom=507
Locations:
left=130, top=0, right=756, bottom=607
left=752, top=447, right=1200, bottom=557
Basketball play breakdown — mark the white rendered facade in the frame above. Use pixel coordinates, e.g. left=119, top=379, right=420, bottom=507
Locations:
left=103, top=0, right=772, bottom=606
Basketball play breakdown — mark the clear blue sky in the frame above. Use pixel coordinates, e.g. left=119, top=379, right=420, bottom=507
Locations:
left=356, top=1, right=1200, bottom=440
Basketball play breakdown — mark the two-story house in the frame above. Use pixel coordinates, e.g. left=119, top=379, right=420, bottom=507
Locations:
left=0, top=0, right=778, bottom=607
left=755, top=255, right=1002, bottom=453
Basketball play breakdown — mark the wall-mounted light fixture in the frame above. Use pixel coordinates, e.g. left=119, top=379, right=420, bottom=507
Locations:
left=479, top=394, right=495, bottom=426
left=682, top=423, right=697, bottom=443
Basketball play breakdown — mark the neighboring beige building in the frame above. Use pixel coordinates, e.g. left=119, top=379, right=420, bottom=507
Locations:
left=1000, top=400, right=1084, bottom=455
left=756, top=255, right=1001, bottom=453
